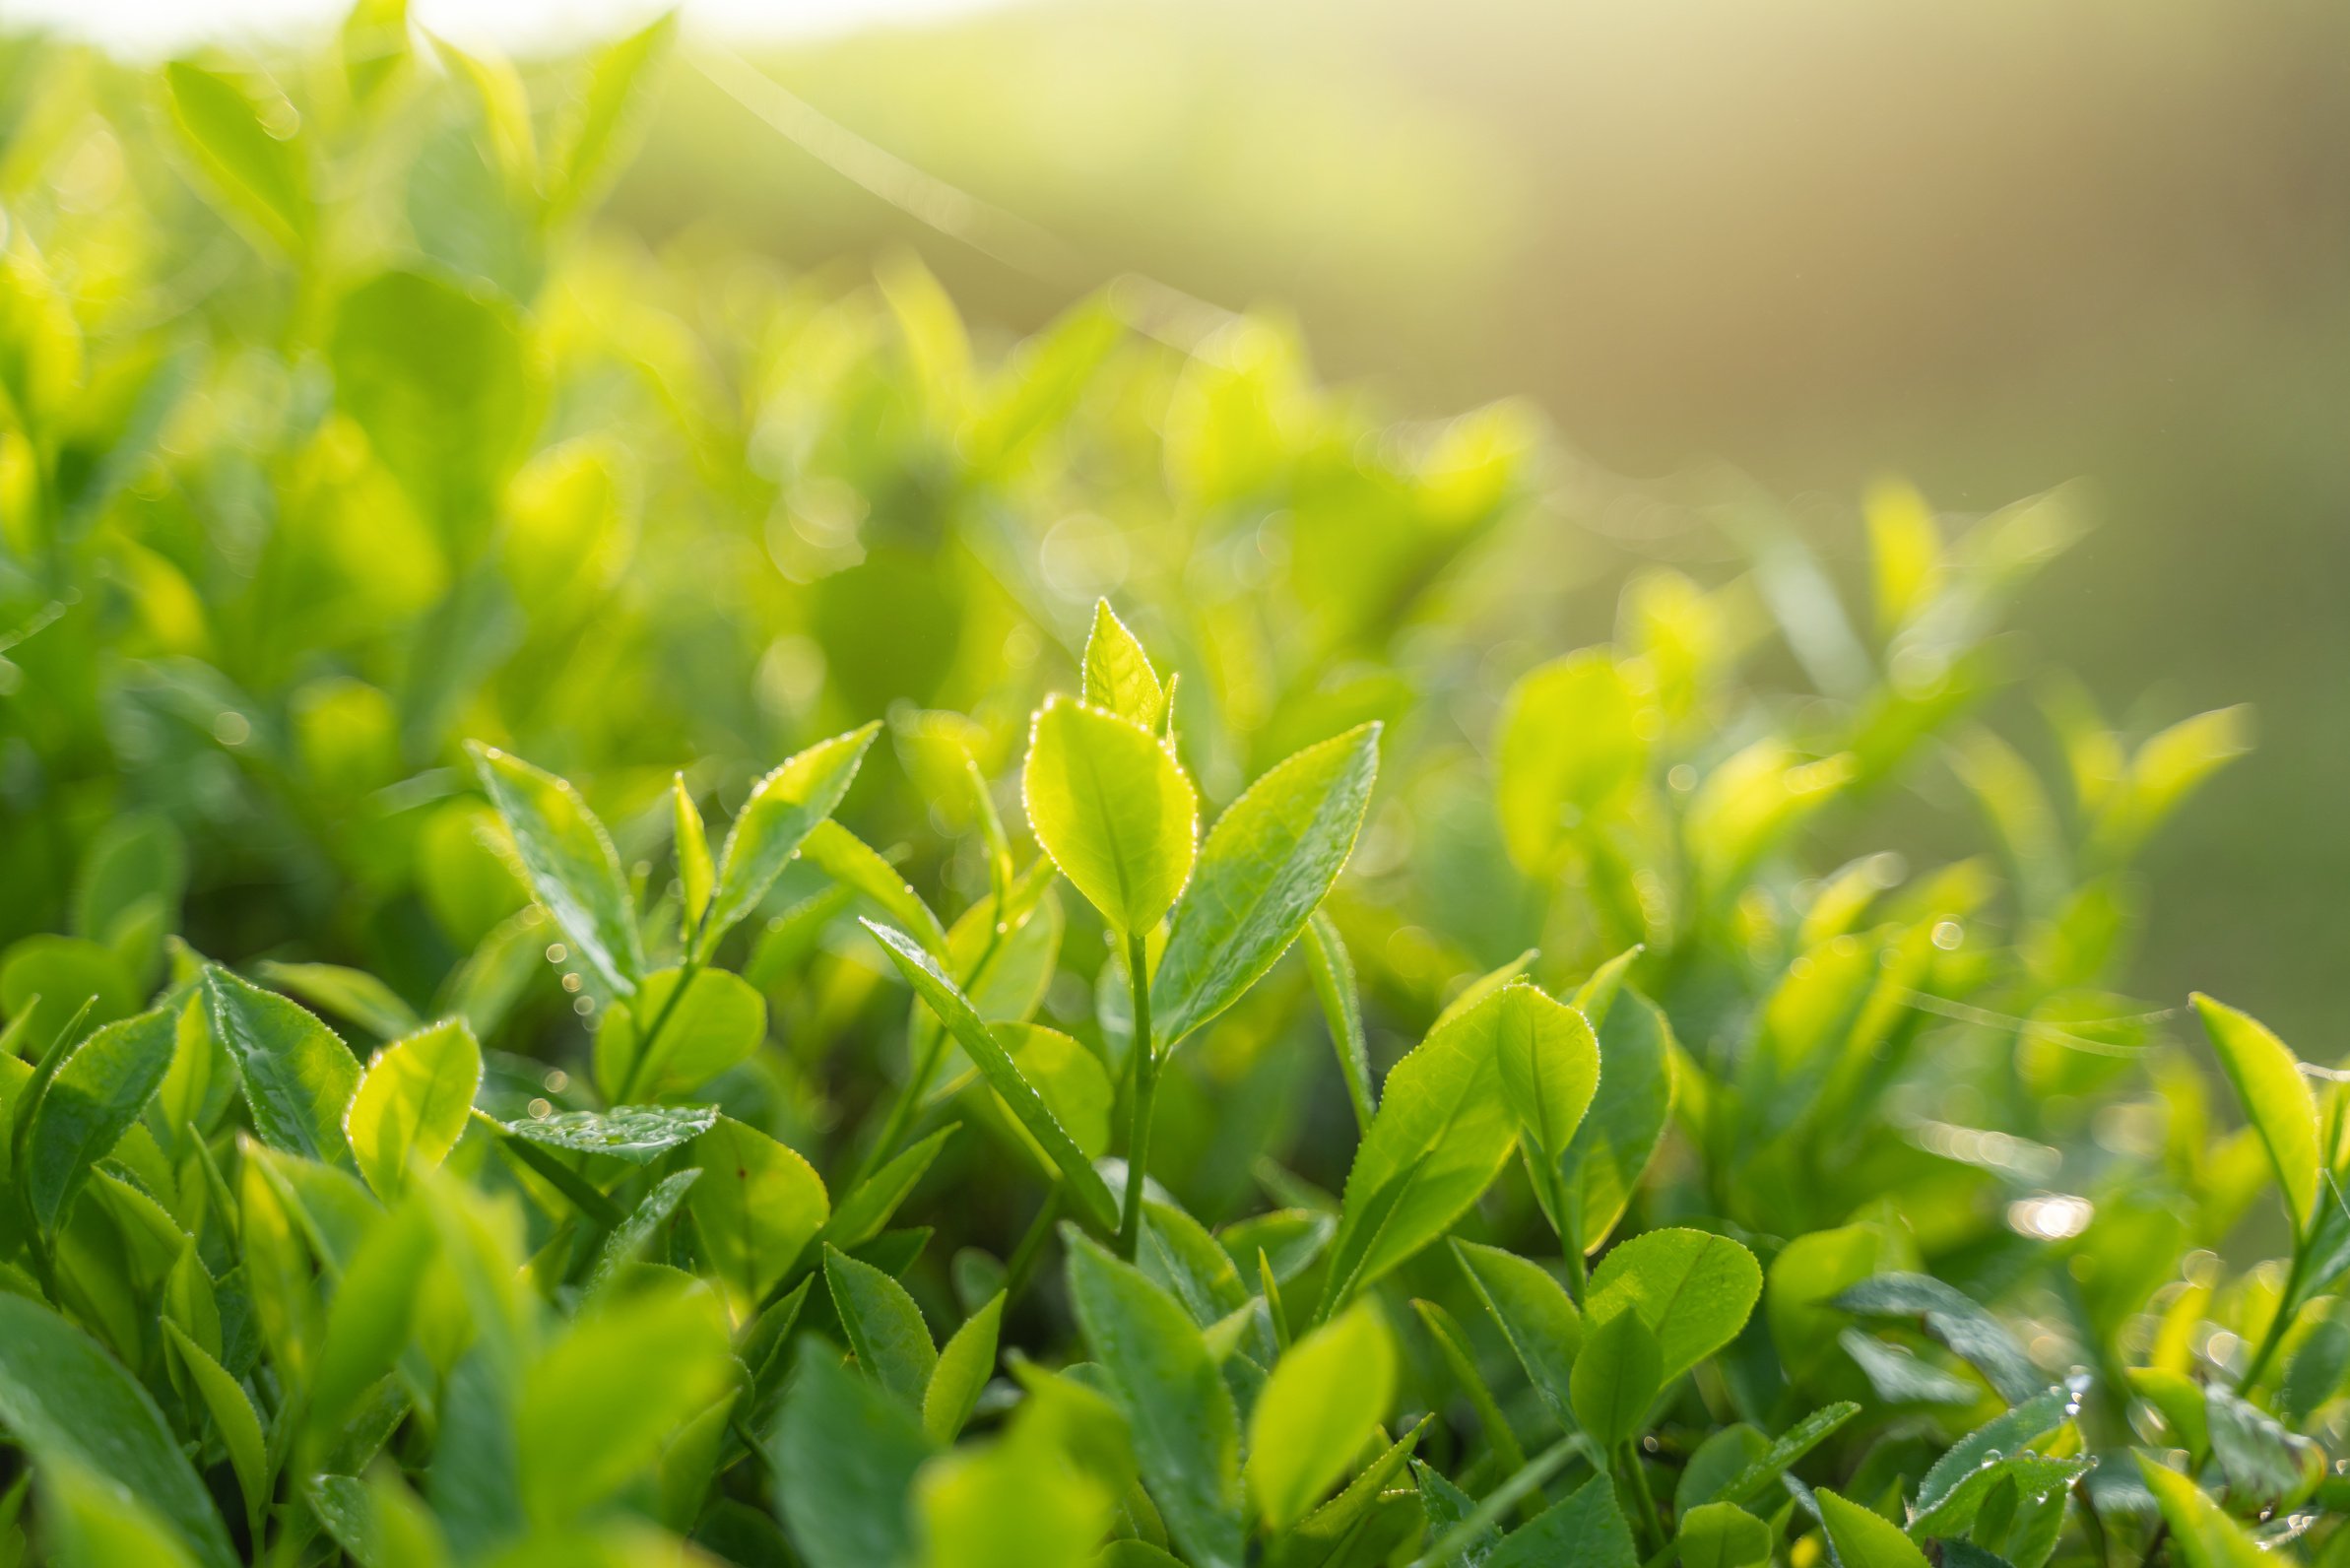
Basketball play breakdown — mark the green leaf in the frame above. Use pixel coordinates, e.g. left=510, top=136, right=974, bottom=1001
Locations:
left=1766, top=1222, right=1903, bottom=1383
left=2134, top=1456, right=2267, bottom=1568
left=1488, top=1471, right=1638, bottom=1568
left=1323, top=983, right=1529, bottom=1311
left=672, top=774, right=713, bottom=938
left=0, top=1295, right=236, bottom=1568
left=688, top=1115, right=829, bottom=1310
left=35, top=1456, right=204, bottom=1568
left=1815, top=1488, right=1931, bottom=1568
left=1571, top=1307, right=1662, bottom=1449
left=506, top=1103, right=717, bottom=1164
left=1585, top=1227, right=1762, bottom=1384
left=2191, top=993, right=2319, bottom=1233
left=862, top=920, right=1119, bottom=1232
left=828, top=1123, right=956, bottom=1253
left=309, top=1196, right=437, bottom=1440
left=1679, top=1502, right=1774, bottom=1568
left=801, top=819, right=950, bottom=960
left=592, top=965, right=765, bottom=1102
left=1303, top=911, right=1375, bottom=1131
left=1832, top=1274, right=2038, bottom=1404
left=1453, top=1237, right=1583, bottom=1423
left=1557, top=989, right=1673, bottom=1253
left=1, top=935, right=139, bottom=1034
left=1021, top=694, right=1198, bottom=936
left=159, top=1322, right=267, bottom=1541
left=23, top=1004, right=176, bottom=1232
left=518, top=1279, right=733, bottom=1525
left=586, top=1167, right=701, bottom=1295
left=202, top=966, right=363, bottom=1169
left=1153, top=724, right=1380, bottom=1047
left=923, top=1291, right=1005, bottom=1444
left=468, top=744, right=642, bottom=998
left=256, top=961, right=423, bottom=1041
left=772, top=1339, right=937, bottom=1568
left=163, top=61, right=313, bottom=258
left=1066, top=1229, right=1246, bottom=1568
left=1082, top=601, right=1168, bottom=730
left=2204, top=1385, right=2321, bottom=1513
left=825, top=1243, right=938, bottom=1406
left=1246, top=1299, right=1396, bottom=1530
left=701, top=725, right=880, bottom=957
left=1696, top=1404, right=1859, bottom=1511
left=345, top=1017, right=481, bottom=1199
left=1494, top=651, right=1647, bottom=876
left=1494, top=985, right=1599, bottom=1160
left=333, top=270, right=536, bottom=533
left=2280, top=1317, right=2350, bottom=1425
left=545, top=10, right=679, bottom=220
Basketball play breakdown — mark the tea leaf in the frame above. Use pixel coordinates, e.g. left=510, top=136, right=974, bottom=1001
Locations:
left=826, top=1243, right=938, bottom=1406
left=1586, top=1227, right=1761, bottom=1384
left=923, top=1290, right=1005, bottom=1444
left=1571, top=1306, right=1662, bottom=1449
left=1246, top=1299, right=1395, bottom=1530
left=1487, top=1471, right=1638, bottom=1568
left=23, top=1003, right=176, bottom=1232
left=689, top=1115, right=829, bottom=1309
left=1082, top=600, right=1168, bottom=730
left=1066, top=1230, right=1246, bottom=1568
left=592, top=965, right=765, bottom=1102
left=0, top=1295, right=237, bottom=1568
left=203, top=966, right=363, bottom=1170
left=1555, top=989, right=1672, bottom=1253
left=2135, top=1456, right=2267, bottom=1568
left=1453, top=1237, right=1582, bottom=1423
left=1679, top=1502, right=1774, bottom=1568
left=506, top=1103, right=718, bottom=1164
left=772, top=1339, right=937, bottom=1568
left=345, top=1017, right=482, bottom=1199
left=2191, top=992, right=2319, bottom=1233
left=1816, top=1487, right=1931, bottom=1568
left=1153, top=723, right=1380, bottom=1047
left=163, top=62, right=313, bottom=259
left=468, top=744, right=642, bottom=998
left=1022, top=694, right=1198, bottom=936
left=701, top=724, right=880, bottom=957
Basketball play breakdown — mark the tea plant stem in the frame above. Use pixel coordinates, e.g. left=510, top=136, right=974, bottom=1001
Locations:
left=1004, top=1188, right=1062, bottom=1302
left=1117, top=931, right=1157, bottom=1261
left=1618, top=1441, right=1667, bottom=1556
left=614, top=951, right=704, bottom=1105
left=2234, top=1243, right=2305, bottom=1393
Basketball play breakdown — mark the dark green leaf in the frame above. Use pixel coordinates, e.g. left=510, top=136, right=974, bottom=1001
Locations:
left=773, top=1339, right=936, bottom=1568
left=202, top=966, right=362, bottom=1169
left=23, top=1004, right=176, bottom=1232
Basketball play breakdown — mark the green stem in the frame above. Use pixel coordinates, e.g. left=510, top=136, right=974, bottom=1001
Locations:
left=2235, top=1247, right=2305, bottom=1394
left=1117, top=931, right=1157, bottom=1262
left=1003, top=1188, right=1063, bottom=1304
left=613, top=950, right=703, bottom=1105
left=1618, top=1441, right=1667, bottom=1557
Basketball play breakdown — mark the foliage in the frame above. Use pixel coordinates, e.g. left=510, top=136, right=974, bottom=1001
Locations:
left=0, top=7, right=2298, bottom=1568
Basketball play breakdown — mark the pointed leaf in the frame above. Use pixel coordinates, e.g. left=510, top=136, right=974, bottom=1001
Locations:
left=826, top=1243, right=938, bottom=1406
left=24, top=1004, right=176, bottom=1232
left=702, top=725, right=879, bottom=957
left=1082, top=601, right=1167, bottom=729
left=1493, top=985, right=1599, bottom=1159
left=345, top=1018, right=481, bottom=1199
left=924, top=1291, right=1005, bottom=1444
left=1022, top=694, right=1197, bottom=936
left=689, top=1115, right=828, bottom=1309
left=1572, top=1307, right=1662, bottom=1449
left=468, top=743, right=642, bottom=997
left=772, top=1339, right=936, bottom=1568
left=2192, top=993, right=2319, bottom=1233
left=1586, top=1227, right=1762, bottom=1384
left=1817, top=1488, right=1931, bottom=1568
left=203, top=967, right=362, bottom=1169
left=1247, top=1300, right=1395, bottom=1530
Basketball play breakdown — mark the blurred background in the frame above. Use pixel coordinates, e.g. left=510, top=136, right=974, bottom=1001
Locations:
left=10, top=0, right=2343, bottom=1041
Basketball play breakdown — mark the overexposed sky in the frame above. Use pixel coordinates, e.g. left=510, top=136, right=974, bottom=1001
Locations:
left=0, top=0, right=1009, bottom=55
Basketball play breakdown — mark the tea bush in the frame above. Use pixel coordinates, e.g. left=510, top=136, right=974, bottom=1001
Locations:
left=0, top=10, right=2311, bottom=1568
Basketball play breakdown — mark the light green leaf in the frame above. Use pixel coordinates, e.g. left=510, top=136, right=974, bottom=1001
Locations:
left=1695, top=1403, right=1859, bottom=1512
left=688, top=1115, right=829, bottom=1310
left=518, top=1279, right=733, bottom=1525
left=672, top=774, right=712, bottom=938
left=309, top=1197, right=437, bottom=1440
left=1246, top=1299, right=1394, bottom=1530
left=1495, top=651, right=1647, bottom=876
left=923, top=1291, right=1005, bottom=1445
left=1324, top=984, right=1528, bottom=1312
left=345, top=1018, right=482, bottom=1199
left=1302, top=911, right=1375, bottom=1131
left=773, top=1339, right=937, bottom=1568
left=2135, top=1456, right=2267, bottom=1568
left=827, top=1243, right=939, bottom=1407
left=1679, top=1502, right=1773, bottom=1568
left=1556, top=989, right=1673, bottom=1253
left=1081, top=601, right=1167, bottom=731
left=1816, top=1488, right=1930, bottom=1568
left=1571, top=1306, right=1662, bottom=1449
left=1766, top=1222, right=1902, bottom=1383
left=1152, top=723, right=1379, bottom=1047
left=507, top=1103, right=717, bottom=1164
left=802, top=819, right=949, bottom=959
left=593, top=965, right=765, bottom=1103
left=160, top=1321, right=267, bottom=1541
left=701, top=725, right=880, bottom=957
left=467, top=744, right=641, bottom=998
left=1066, top=1230, right=1245, bottom=1568
left=202, top=967, right=362, bottom=1169
left=23, top=1004, right=176, bottom=1232
left=0, top=1295, right=236, bottom=1568
left=257, top=961, right=423, bottom=1041
left=863, top=920, right=1119, bottom=1232
left=545, top=11, right=679, bottom=220
left=36, top=1456, right=204, bottom=1568
left=2192, top=992, right=2318, bottom=1233
left=587, top=1167, right=701, bottom=1296
left=1021, top=694, right=1197, bottom=936
left=1586, top=1227, right=1762, bottom=1384
left=1493, top=985, right=1598, bottom=1161
left=1453, top=1237, right=1582, bottom=1423
left=163, top=61, right=313, bottom=258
